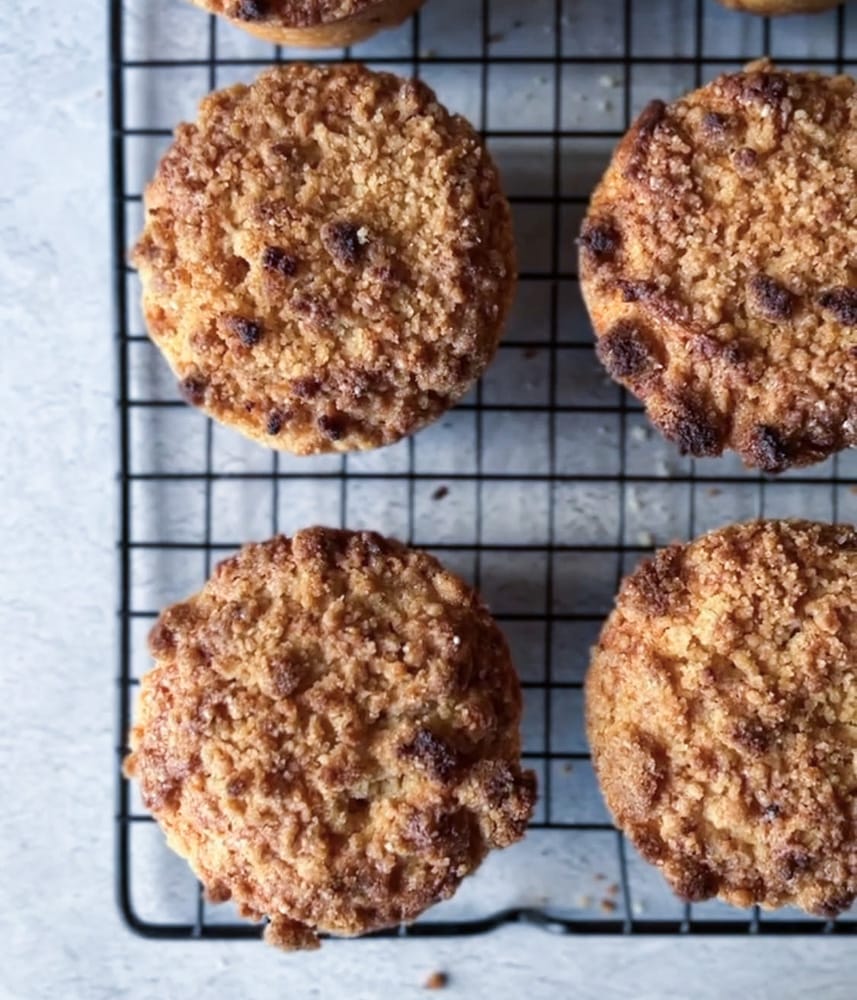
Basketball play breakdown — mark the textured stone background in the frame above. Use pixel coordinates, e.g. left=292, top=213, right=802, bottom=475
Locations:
left=0, top=2, right=854, bottom=997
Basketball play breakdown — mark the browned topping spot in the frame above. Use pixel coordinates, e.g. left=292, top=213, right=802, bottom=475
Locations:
left=269, top=657, right=304, bottom=697
left=749, top=274, right=795, bottom=321
left=266, top=409, right=290, bottom=435
left=816, top=892, right=856, bottom=918
left=702, top=111, right=733, bottom=138
left=693, top=334, right=744, bottom=367
left=742, top=71, right=789, bottom=109
left=748, top=425, right=790, bottom=474
left=637, top=99, right=667, bottom=137
left=262, top=246, right=298, bottom=277
left=399, top=729, right=457, bottom=781
left=818, top=287, right=857, bottom=326
left=179, top=376, right=207, bottom=406
left=223, top=255, right=250, bottom=286
left=317, top=413, right=347, bottom=441
left=291, top=293, right=333, bottom=328
left=226, top=315, right=263, bottom=347
left=321, top=220, right=364, bottom=267
left=482, top=761, right=525, bottom=807
left=733, top=147, right=758, bottom=171
left=596, top=321, right=657, bottom=380
left=732, top=719, right=770, bottom=754
left=721, top=67, right=791, bottom=117
left=579, top=220, right=621, bottom=261
left=616, top=279, right=656, bottom=303
left=675, top=862, right=718, bottom=903
left=292, top=377, right=322, bottom=400
left=635, top=832, right=665, bottom=863
left=778, top=849, right=813, bottom=882
left=626, top=99, right=667, bottom=178
left=632, top=546, right=685, bottom=616
left=235, top=0, right=267, bottom=20
left=148, top=621, right=175, bottom=654
left=206, top=882, right=232, bottom=903
left=663, top=398, right=722, bottom=457
left=226, top=777, right=247, bottom=797
left=424, top=972, right=448, bottom=990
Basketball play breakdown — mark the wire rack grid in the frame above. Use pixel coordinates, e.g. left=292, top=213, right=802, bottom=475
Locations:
left=112, top=0, right=857, bottom=940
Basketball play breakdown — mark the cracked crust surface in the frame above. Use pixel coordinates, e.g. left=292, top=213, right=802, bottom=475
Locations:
left=124, top=528, right=536, bottom=949
left=580, top=62, right=857, bottom=471
left=718, top=0, right=841, bottom=13
left=132, top=65, right=516, bottom=454
left=187, top=0, right=425, bottom=47
left=587, top=519, right=857, bottom=917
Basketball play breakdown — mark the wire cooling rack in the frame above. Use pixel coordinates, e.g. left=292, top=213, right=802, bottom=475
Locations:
left=112, top=0, right=857, bottom=939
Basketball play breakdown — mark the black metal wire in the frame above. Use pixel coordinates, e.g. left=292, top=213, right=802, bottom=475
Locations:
left=113, top=0, right=857, bottom=940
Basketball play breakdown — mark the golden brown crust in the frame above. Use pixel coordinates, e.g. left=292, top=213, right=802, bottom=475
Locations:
left=718, top=0, right=840, bottom=13
left=580, top=62, right=857, bottom=471
left=188, top=0, right=425, bottom=47
left=132, top=65, right=516, bottom=455
left=124, top=528, right=536, bottom=948
left=587, top=519, right=857, bottom=917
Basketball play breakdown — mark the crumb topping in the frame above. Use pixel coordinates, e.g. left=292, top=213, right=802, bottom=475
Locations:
left=125, top=528, right=535, bottom=948
left=132, top=65, right=515, bottom=454
left=587, top=519, right=857, bottom=916
left=581, top=62, right=857, bottom=470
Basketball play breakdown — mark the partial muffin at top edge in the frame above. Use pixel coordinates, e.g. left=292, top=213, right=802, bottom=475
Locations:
left=717, top=0, right=841, bottom=14
left=132, top=64, right=516, bottom=455
left=580, top=60, right=856, bottom=471
left=187, top=0, right=426, bottom=47
left=123, top=527, right=536, bottom=950
left=587, top=518, right=857, bottom=917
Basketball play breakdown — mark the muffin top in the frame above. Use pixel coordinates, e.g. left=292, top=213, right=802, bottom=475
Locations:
left=199, top=0, right=381, bottom=28
left=580, top=61, right=856, bottom=471
left=124, top=528, right=536, bottom=949
left=587, top=519, right=857, bottom=917
left=717, top=0, right=841, bottom=12
left=132, top=64, right=515, bottom=455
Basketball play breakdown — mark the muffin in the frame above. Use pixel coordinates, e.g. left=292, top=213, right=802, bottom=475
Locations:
left=717, top=0, right=841, bottom=13
left=587, top=519, right=857, bottom=917
left=187, top=0, right=425, bottom=48
left=579, top=61, right=857, bottom=472
left=132, top=64, right=516, bottom=455
left=124, top=528, right=536, bottom=949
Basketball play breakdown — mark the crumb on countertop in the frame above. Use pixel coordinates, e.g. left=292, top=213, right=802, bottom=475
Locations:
left=424, top=971, right=448, bottom=990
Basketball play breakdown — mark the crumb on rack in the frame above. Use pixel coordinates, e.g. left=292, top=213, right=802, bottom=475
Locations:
left=432, top=485, right=449, bottom=501
left=600, top=898, right=618, bottom=913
